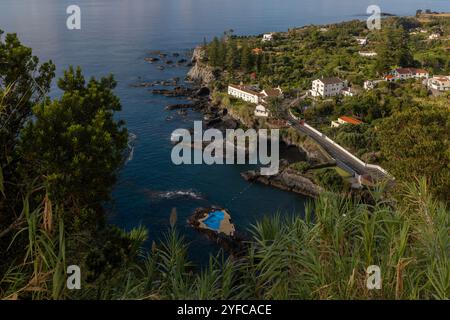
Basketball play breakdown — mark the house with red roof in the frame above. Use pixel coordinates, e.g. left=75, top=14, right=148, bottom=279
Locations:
left=331, top=116, right=363, bottom=128
left=391, top=67, right=429, bottom=80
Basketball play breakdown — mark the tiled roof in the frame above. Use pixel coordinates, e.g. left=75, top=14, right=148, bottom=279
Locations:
left=395, top=67, right=429, bottom=75
left=319, top=77, right=344, bottom=85
left=252, top=48, right=263, bottom=55
left=228, top=84, right=260, bottom=96
left=262, top=88, right=282, bottom=97
left=339, top=116, right=363, bottom=125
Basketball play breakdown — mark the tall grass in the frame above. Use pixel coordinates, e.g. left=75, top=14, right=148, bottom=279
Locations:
left=1, top=194, right=66, bottom=300
left=1, top=178, right=448, bottom=300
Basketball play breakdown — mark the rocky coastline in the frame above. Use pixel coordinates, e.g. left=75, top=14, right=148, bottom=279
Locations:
left=241, top=160, right=323, bottom=198
left=148, top=46, right=323, bottom=198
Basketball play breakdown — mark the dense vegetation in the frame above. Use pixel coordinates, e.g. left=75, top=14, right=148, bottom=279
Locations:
left=204, top=17, right=450, bottom=200
left=1, top=16, right=448, bottom=300
left=1, top=178, right=448, bottom=300
left=0, top=30, right=134, bottom=295
left=205, top=18, right=449, bottom=90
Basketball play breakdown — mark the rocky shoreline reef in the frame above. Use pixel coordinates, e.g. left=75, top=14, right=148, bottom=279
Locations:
left=149, top=46, right=325, bottom=198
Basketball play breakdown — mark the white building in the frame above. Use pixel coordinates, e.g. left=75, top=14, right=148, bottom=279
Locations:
left=358, top=51, right=377, bottom=57
left=429, top=33, right=440, bottom=40
left=254, top=105, right=270, bottom=117
left=262, top=33, right=274, bottom=42
left=331, top=116, right=363, bottom=128
left=310, top=77, right=347, bottom=98
left=392, top=68, right=429, bottom=80
left=427, top=75, right=450, bottom=91
left=341, top=87, right=359, bottom=97
left=356, top=38, right=368, bottom=46
left=228, top=84, right=260, bottom=104
left=228, top=84, right=284, bottom=105
left=364, top=80, right=383, bottom=91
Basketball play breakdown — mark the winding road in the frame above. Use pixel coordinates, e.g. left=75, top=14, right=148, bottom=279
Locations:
left=282, top=100, right=391, bottom=182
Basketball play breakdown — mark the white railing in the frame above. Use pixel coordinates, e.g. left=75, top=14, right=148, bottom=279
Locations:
left=289, top=109, right=300, bottom=121
left=303, top=123, right=367, bottom=167
left=288, top=108, right=392, bottom=178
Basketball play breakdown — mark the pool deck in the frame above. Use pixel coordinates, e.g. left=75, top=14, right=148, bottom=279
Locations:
left=198, top=210, right=235, bottom=236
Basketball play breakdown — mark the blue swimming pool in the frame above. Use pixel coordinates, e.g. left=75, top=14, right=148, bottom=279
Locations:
left=203, top=211, right=225, bottom=231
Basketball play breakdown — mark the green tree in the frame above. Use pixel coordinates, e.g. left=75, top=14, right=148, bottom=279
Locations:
left=377, top=106, right=449, bottom=199
left=240, top=42, right=253, bottom=71
left=226, top=39, right=239, bottom=71
left=313, top=168, right=344, bottom=192
left=0, top=30, right=55, bottom=242
left=207, top=37, right=220, bottom=67
left=376, top=25, right=414, bottom=74
left=18, top=67, right=128, bottom=229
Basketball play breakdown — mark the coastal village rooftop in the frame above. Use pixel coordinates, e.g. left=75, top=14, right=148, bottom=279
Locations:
left=228, top=84, right=283, bottom=105
left=332, top=116, right=363, bottom=127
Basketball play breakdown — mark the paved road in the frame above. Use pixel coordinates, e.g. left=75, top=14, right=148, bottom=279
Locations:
left=284, top=112, right=389, bottom=181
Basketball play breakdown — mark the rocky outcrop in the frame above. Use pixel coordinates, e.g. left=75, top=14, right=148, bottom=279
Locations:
left=189, top=207, right=250, bottom=257
left=241, top=162, right=323, bottom=198
left=187, top=46, right=216, bottom=86
left=165, top=103, right=194, bottom=110
left=151, top=86, right=194, bottom=97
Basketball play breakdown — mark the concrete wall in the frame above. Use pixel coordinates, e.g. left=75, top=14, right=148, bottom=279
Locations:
left=289, top=108, right=391, bottom=178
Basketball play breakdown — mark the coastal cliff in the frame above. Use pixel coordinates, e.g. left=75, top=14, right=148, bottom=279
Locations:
left=187, top=46, right=216, bottom=86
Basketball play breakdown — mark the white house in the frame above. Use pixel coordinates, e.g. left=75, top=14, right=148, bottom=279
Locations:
left=356, top=37, right=368, bottom=46
left=262, top=33, right=274, bottom=42
left=341, top=87, right=359, bottom=97
left=310, top=77, right=347, bottom=98
left=358, top=51, right=377, bottom=57
left=429, top=33, right=440, bottom=40
left=228, top=84, right=284, bottom=105
left=228, top=84, right=260, bottom=104
left=364, top=80, right=375, bottom=90
left=364, top=80, right=383, bottom=91
left=427, top=75, right=450, bottom=91
left=254, top=105, right=270, bottom=117
left=331, top=116, right=363, bottom=128
left=391, top=68, right=429, bottom=80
